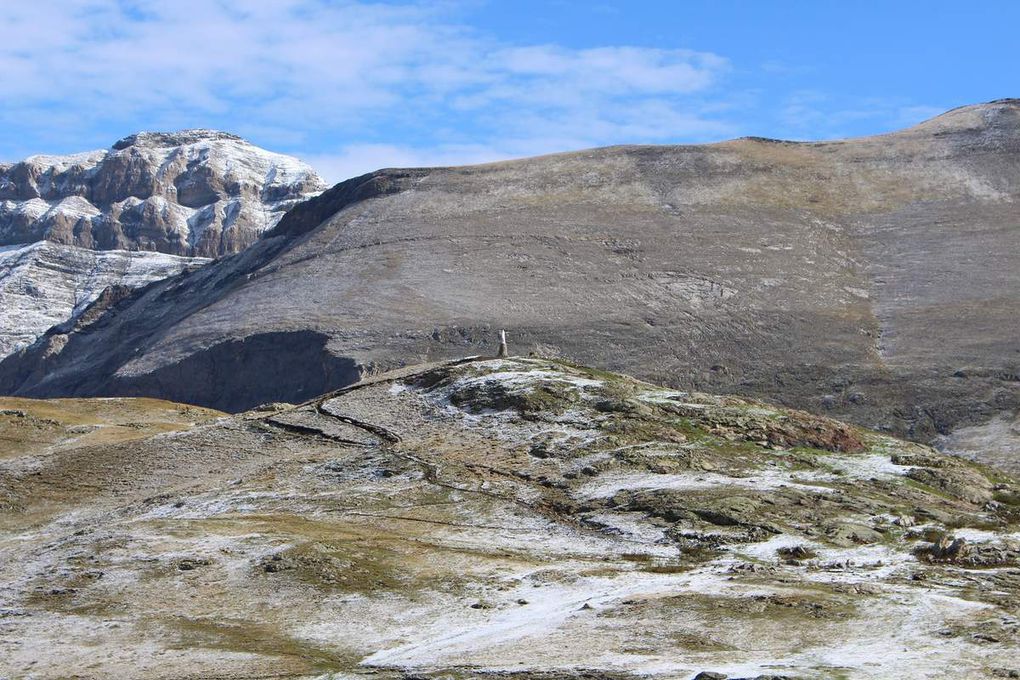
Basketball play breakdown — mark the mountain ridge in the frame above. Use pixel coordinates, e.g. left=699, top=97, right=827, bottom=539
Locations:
left=0, top=100, right=1017, bottom=462
left=0, top=130, right=326, bottom=357
left=0, top=128, right=325, bottom=257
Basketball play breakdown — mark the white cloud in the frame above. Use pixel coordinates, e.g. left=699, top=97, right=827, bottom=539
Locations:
left=0, top=0, right=732, bottom=177
left=494, top=45, right=724, bottom=95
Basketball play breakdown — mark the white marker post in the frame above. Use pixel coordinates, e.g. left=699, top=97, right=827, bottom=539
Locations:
left=497, top=329, right=509, bottom=358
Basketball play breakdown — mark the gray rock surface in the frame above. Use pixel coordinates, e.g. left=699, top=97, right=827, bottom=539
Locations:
left=0, top=241, right=206, bottom=357
left=0, top=130, right=324, bottom=257
left=0, top=101, right=1017, bottom=457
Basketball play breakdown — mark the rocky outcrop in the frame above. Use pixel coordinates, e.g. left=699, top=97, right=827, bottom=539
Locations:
left=0, top=102, right=1017, bottom=461
left=0, top=130, right=325, bottom=257
left=0, top=131, right=325, bottom=357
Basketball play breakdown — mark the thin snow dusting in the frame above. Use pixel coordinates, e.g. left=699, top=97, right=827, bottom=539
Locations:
left=951, top=527, right=1020, bottom=543
left=22, top=149, right=107, bottom=170
left=728, top=533, right=817, bottom=561
left=443, top=364, right=605, bottom=398
left=0, top=241, right=208, bottom=357
left=584, top=510, right=674, bottom=544
left=360, top=568, right=712, bottom=669
left=3, top=358, right=1018, bottom=678
left=574, top=468, right=837, bottom=500
left=819, top=452, right=914, bottom=479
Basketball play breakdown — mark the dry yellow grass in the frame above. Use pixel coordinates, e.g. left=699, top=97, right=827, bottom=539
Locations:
left=0, top=396, right=224, bottom=459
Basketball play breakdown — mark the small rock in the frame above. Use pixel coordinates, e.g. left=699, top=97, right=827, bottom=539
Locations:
left=825, top=522, right=883, bottom=546
left=922, top=537, right=970, bottom=562
left=261, top=554, right=292, bottom=573
left=47, top=588, right=76, bottom=597
left=777, top=544, right=816, bottom=561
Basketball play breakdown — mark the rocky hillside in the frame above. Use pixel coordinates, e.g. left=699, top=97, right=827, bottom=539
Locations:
left=1, top=358, right=1018, bottom=678
left=0, top=130, right=324, bottom=257
left=0, top=130, right=324, bottom=357
left=0, top=241, right=206, bottom=357
left=0, top=101, right=1017, bottom=460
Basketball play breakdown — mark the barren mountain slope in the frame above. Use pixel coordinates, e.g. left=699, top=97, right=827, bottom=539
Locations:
left=0, top=241, right=207, bottom=357
left=0, top=101, right=1017, bottom=455
left=1, top=358, right=1018, bottom=679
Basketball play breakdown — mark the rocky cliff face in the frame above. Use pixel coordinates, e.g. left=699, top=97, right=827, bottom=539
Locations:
left=0, top=102, right=1017, bottom=458
left=0, top=130, right=325, bottom=257
left=0, top=131, right=324, bottom=357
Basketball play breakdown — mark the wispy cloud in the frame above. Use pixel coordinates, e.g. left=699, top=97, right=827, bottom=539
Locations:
left=0, top=1, right=733, bottom=181
left=2, top=2, right=955, bottom=183
left=777, top=91, right=950, bottom=140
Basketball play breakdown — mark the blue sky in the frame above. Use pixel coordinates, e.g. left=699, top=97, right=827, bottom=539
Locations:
left=1, top=0, right=1017, bottom=182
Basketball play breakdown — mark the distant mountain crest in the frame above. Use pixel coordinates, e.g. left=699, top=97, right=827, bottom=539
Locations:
left=909, top=98, right=1020, bottom=135
left=111, top=129, right=246, bottom=150
left=0, top=130, right=325, bottom=257
left=0, top=130, right=327, bottom=357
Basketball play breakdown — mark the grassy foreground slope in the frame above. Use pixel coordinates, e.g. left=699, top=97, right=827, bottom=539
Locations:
left=1, top=358, right=1019, bottom=679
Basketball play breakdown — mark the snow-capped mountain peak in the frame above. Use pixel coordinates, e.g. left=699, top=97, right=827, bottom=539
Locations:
left=0, top=130, right=329, bottom=358
left=0, top=130, right=326, bottom=258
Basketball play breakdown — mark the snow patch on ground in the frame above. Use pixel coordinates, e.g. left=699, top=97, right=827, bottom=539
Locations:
left=819, top=452, right=913, bottom=480
left=585, top=511, right=674, bottom=545
left=729, top=533, right=817, bottom=561
left=442, top=362, right=605, bottom=400
left=951, top=527, right=1020, bottom=543
left=360, top=567, right=718, bottom=669
left=574, top=468, right=837, bottom=500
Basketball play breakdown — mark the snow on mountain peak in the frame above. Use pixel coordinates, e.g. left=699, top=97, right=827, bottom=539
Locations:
left=0, top=130, right=326, bottom=258
left=112, top=129, right=246, bottom=150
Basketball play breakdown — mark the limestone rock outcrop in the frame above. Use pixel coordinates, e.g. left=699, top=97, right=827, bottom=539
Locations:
left=0, top=130, right=325, bottom=356
left=0, top=130, right=325, bottom=257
